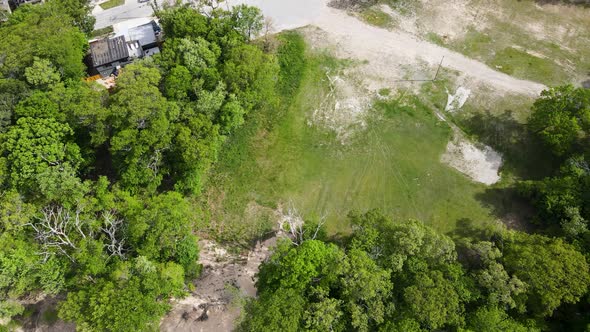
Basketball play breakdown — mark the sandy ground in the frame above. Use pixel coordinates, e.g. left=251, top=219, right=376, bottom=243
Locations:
left=442, top=138, right=503, bottom=185
left=310, top=72, right=371, bottom=144
left=160, top=237, right=277, bottom=332
left=227, top=0, right=547, bottom=96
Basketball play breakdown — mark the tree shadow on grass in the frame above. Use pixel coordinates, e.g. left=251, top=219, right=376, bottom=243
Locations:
left=449, top=218, right=497, bottom=242
left=530, top=0, right=590, bottom=6
left=460, top=109, right=558, bottom=181
left=475, top=186, right=538, bottom=233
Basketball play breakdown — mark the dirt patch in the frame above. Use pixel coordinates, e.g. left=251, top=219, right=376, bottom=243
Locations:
left=417, top=0, right=486, bottom=39
left=16, top=296, right=75, bottom=332
left=309, top=71, right=371, bottom=143
left=441, top=136, right=503, bottom=185
left=160, top=236, right=278, bottom=332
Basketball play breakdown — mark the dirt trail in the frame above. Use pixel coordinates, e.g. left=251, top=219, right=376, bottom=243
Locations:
left=227, top=0, right=547, bottom=96
left=160, top=237, right=277, bottom=332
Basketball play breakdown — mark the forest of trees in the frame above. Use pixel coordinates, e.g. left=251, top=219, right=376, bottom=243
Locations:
left=0, top=1, right=277, bottom=330
left=241, top=210, right=590, bottom=331
left=1, top=0, right=590, bottom=331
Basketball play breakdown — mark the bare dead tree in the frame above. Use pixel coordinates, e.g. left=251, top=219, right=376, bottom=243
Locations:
left=279, top=201, right=326, bottom=246
left=262, top=17, right=277, bottom=52
left=146, top=149, right=163, bottom=176
left=101, top=210, right=126, bottom=259
left=27, top=205, right=88, bottom=262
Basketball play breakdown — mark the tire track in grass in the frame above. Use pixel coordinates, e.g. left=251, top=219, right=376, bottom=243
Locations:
left=370, top=124, right=421, bottom=219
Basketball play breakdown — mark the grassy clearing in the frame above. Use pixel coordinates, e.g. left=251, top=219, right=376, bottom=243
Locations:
left=390, top=0, right=590, bottom=86
left=360, top=7, right=394, bottom=28
left=205, top=33, right=504, bottom=244
left=490, top=47, right=567, bottom=85
left=99, top=0, right=125, bottom=10
left=447, top=23, right=572, bottom=85
left=91, top=26, right=114, bottom=38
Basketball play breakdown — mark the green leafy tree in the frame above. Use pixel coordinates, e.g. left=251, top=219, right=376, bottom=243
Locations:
left=0, top=228, right=66, bottom=322
left=59, top=259, right=184, bottom=332
left=0, top=5, right=87, bottom=79
left=561, top=206, right=588, bottom=238
left=108, top=63, right=179, bottom=192
left=24, top=57, right=61, bottom=89
left=231, top=4, right=264, bottom=40
left=241, top=288, right=306, bottom=332
left=48, top=81, right=110, bottom=146
left=340, top=248, right=392, bottom=331
left=0, top=79, right=29, bottom=133
left=127, top=192, right=200, bottom=277
left=465, top=306, right=538, bottom=332
left=528, top=85, right=590, bottom=156
left=50, top=0, right=96, bottom=35
left=518, top=155, right=590, bottom=230
left=402, top=270, right=466, bottom=329
left=176, top=37, right=220, bottom=77
left=164, top=65, right=193, bottom=100
left=223, top=43, right=278, bottom=113
left=258, top=239, right=345, bottom=292
left=302, top=296, right=343, bottom=331
left=348, top=211, right=473, bottom=330
left=157, top=6, right=209, bottom=40
left=169, top=113, right=223, bottom=193
left=14, top=91, right=63, bottom=120
left=1, top=117, right=81, bottom=193
left=503, top=232, right=590, bottom=316
left=464, top=241, right=527, bottom=310
left=474, top=261, right=527, bottom=311
left=349, top=211, right=456, bottom=272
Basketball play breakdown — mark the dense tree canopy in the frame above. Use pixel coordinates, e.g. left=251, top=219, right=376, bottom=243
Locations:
left=528, top=86, right=590, bottom=156
left=520, top=85, right=590, bottom=260
left=503, top=232, right=590, bottom=316
left=242, top=211, right=584, bottom=331
left=0, top=2, right=275, bottom=330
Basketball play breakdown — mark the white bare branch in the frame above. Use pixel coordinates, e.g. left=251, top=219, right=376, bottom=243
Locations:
left=27, top=205, right=88, bottom=262
left=100, top=210, right=126, bottom=258
left=146, top=149, right=163, bottom=176
left=278, top=201, right=325, bottom=246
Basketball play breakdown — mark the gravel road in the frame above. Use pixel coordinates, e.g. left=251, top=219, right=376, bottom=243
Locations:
left=226, top=0, right=547, bottom=95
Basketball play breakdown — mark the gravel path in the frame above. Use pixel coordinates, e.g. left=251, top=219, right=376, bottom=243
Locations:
left=227, top=0, right=547, bottom=96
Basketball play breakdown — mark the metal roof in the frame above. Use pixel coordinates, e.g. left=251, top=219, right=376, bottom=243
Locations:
left=128, top=23, right=157, bottom=49
left=89, top=36, right=130, bottom=68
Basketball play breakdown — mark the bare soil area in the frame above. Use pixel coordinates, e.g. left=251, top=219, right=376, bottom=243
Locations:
left=160, top=237, right=277, bottom=332
left=230, top=0, right=547, bottom=95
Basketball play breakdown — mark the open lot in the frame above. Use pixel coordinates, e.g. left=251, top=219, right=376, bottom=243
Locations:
left=204, top=42, right=514, bottom=243
left=373, top=0, right=590, bottom=86
left=197, top=0, right=590, bottom=245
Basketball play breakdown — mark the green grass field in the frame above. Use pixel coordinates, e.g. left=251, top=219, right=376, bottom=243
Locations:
left=205, top=33, right=502, bottom=244
left=360, top=7, right=394, bottom=28
left=91, top=26, right=114, bottom=38
left=99, top=0, right=125, bottom=10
